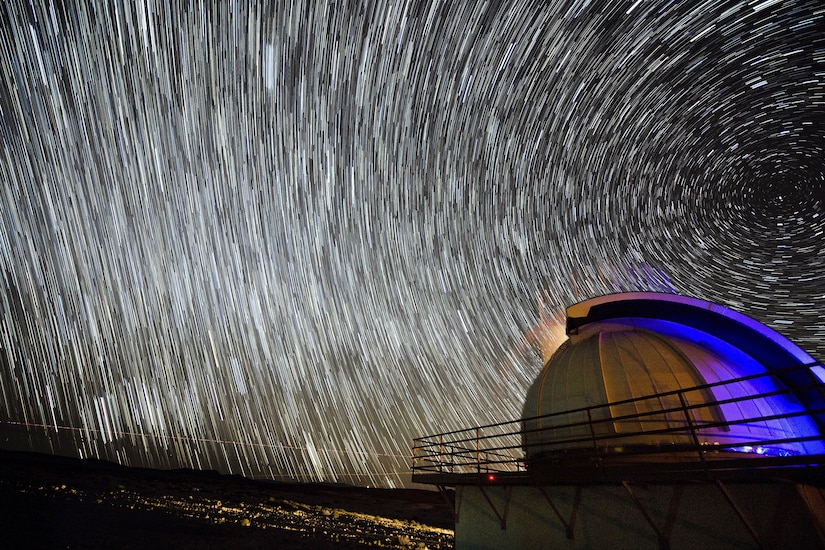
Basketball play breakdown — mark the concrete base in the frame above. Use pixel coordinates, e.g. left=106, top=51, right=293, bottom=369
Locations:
left=454, top=482, right=825, bottom=549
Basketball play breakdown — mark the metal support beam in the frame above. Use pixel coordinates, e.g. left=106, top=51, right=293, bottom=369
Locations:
left=622, top=481, right=683, bottom=550
left=796, top=484, right=825, bottom=547
left=716, top=480, right=764, bottom=549
left=478, top=485, right=512, bottom=530
left=539, top=485, right=581, bottom=539
left=436, top=485, right=457, bottom=523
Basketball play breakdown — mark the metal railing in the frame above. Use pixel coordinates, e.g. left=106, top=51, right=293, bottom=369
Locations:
left=412, top=362, right=825, bottom=484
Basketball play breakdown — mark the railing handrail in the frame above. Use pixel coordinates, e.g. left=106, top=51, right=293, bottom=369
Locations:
left=414, top=361, right=825, bottom=445
left=411, top=361, right=825, bottom=481
left=415, top=399, right=825, bottom=451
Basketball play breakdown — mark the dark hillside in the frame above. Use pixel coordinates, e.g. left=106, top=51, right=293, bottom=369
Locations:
left=0, top=450, right=453, bottom=549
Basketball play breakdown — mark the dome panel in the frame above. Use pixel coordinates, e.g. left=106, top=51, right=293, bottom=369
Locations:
left=598, top=329, right=719, bottom=440
left=523, top=334, right=611, bottom=446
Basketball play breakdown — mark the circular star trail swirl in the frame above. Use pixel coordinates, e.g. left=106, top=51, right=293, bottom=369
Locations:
left=1, top=1, right=823, bottom=487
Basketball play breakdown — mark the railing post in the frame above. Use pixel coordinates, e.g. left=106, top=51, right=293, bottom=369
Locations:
left=439, top=434, right=444, bottom=473
left=476, top=427, right=481, bottom=474
left=677, top=390, right=706, bottom=469
left=587, top=408, right=601, bottom=470
left=805, top=364, right=825, bottom=406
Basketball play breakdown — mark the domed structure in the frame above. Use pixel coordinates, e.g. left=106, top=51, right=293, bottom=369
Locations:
left=522, top=293, right=825, bottom=461
left=412, top=292, right=825, bottom=550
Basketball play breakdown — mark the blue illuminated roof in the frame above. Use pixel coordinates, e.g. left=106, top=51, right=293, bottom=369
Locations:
left=567, top=292, right=816, bottom=369
left=564, top=292, right=824, bottom=431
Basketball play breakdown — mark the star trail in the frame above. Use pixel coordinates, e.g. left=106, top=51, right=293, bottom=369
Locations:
left=1, top=1, right=823, bottom=488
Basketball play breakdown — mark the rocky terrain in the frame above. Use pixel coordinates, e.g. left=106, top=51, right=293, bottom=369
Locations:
left=0, top=450, right=454, bottom=549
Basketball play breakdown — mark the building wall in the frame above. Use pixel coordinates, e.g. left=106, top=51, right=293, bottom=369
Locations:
left=454, top=482, right=825, bottom=549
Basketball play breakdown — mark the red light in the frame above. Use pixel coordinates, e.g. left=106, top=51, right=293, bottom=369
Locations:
left=487, top=474, right=495, bottom=482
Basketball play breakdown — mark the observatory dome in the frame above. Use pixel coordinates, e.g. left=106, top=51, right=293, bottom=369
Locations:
left=522, top=293, right=825, bottom=461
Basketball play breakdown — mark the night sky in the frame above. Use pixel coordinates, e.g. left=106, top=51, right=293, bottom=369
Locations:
left=1, top=1, right=823, bottom=488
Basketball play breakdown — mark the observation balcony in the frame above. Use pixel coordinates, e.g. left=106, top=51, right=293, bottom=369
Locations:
left=412, top=362, right=825, bottom=487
